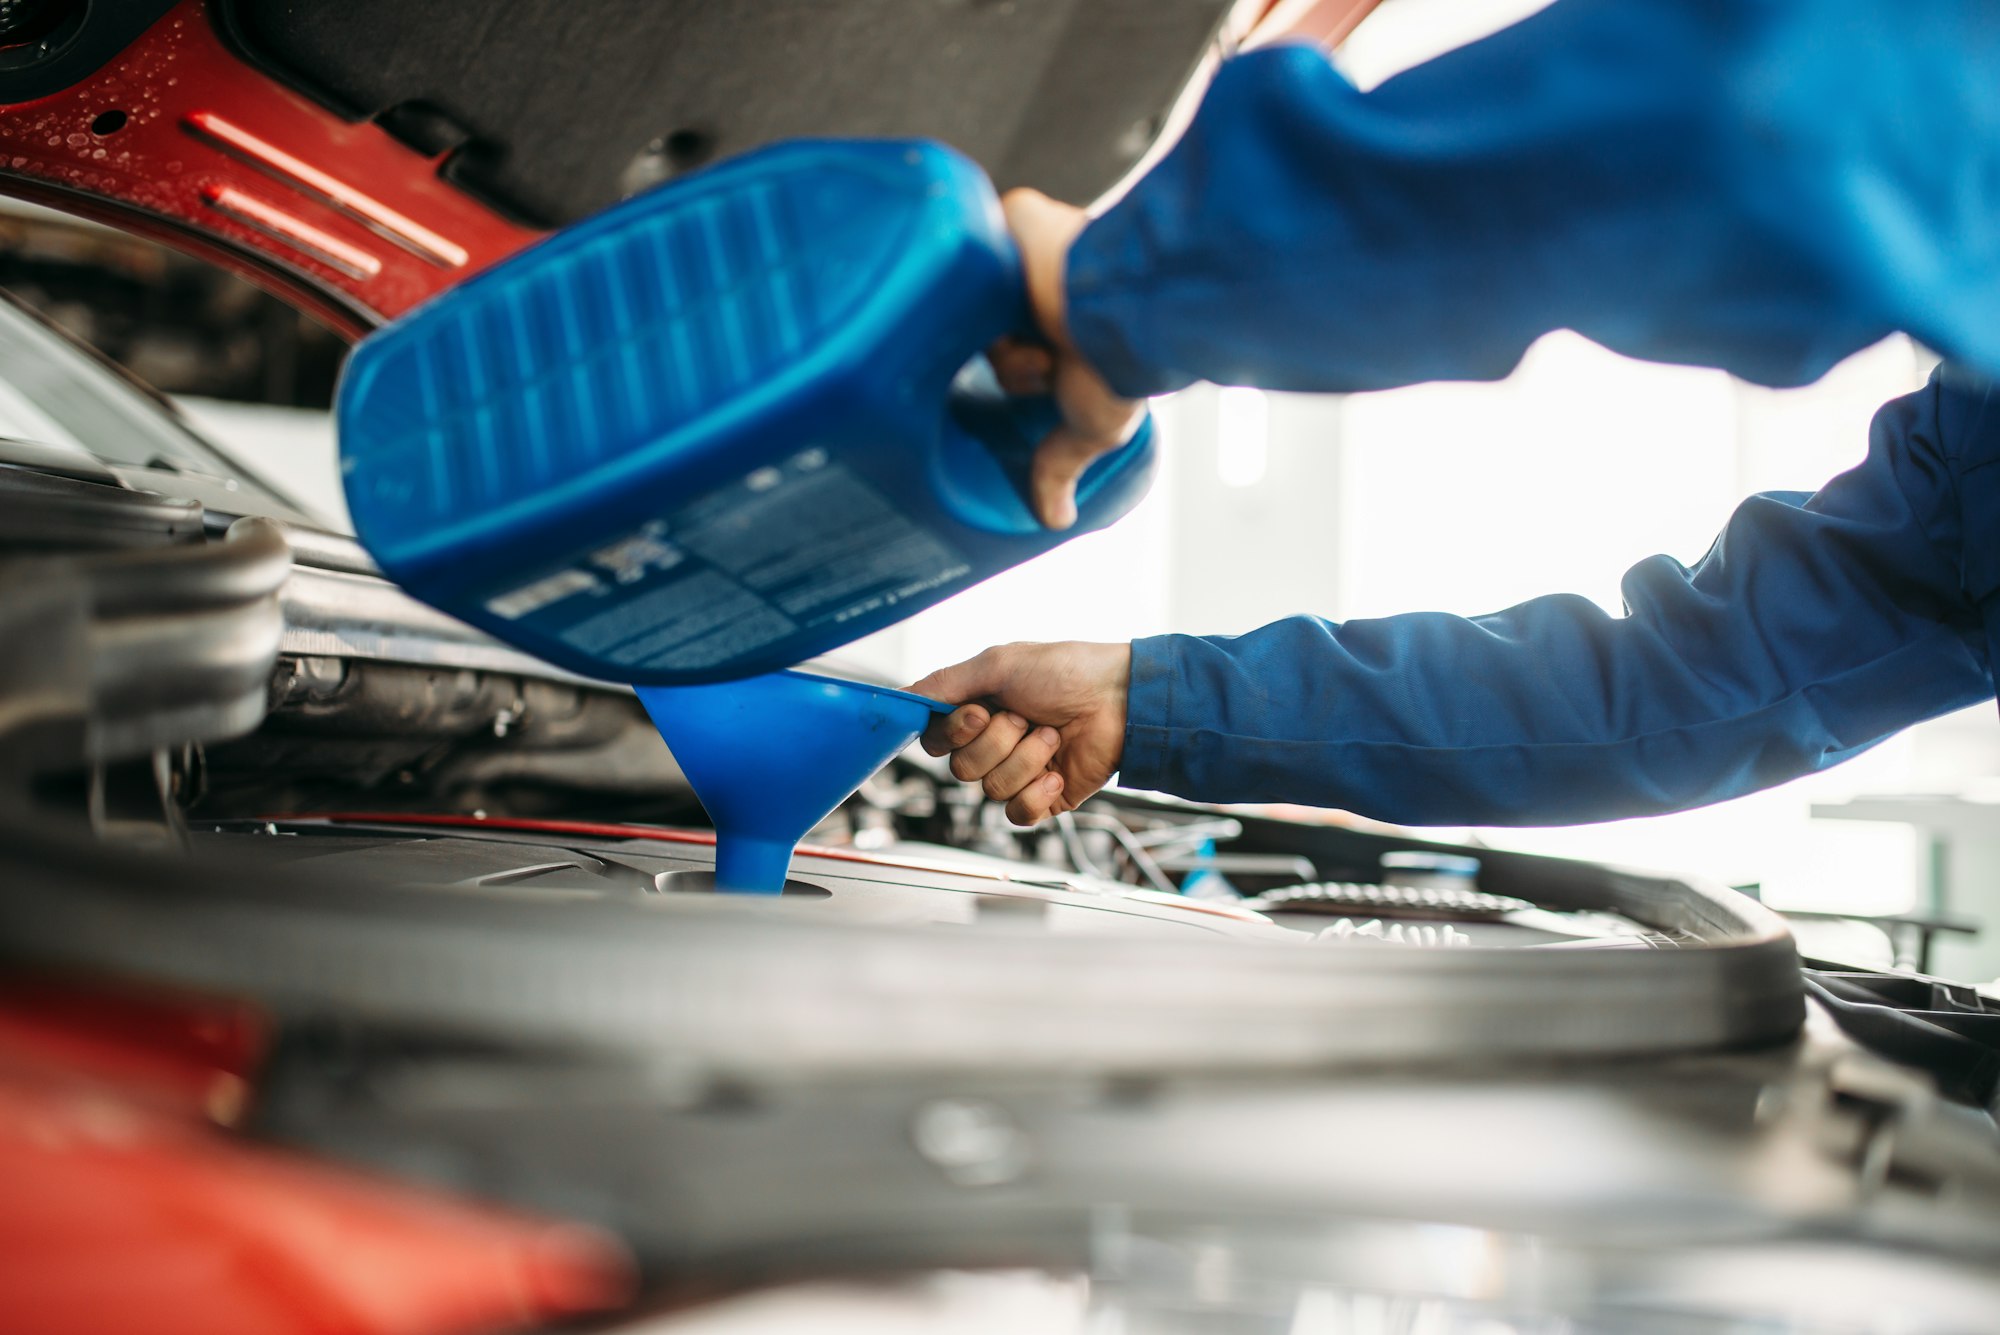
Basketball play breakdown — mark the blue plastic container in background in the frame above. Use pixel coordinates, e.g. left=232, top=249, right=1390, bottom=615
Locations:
left=336, top=138, right=1156, bottom=685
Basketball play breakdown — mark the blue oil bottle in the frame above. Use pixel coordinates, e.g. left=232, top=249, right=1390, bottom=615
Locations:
left=336, top=139, right=1156, bottom=685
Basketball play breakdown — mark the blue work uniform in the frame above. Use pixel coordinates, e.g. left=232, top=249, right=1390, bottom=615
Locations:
left=1060, top=2, right=2000, bottom=825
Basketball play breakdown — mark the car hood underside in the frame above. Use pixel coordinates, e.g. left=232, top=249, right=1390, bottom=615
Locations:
left=0, top=0, right=1240, bottom=332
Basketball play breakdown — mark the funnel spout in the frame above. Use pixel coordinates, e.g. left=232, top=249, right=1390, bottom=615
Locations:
left=714, top=837, right=799, bottom=896
left=638, top=671, right=951, bottom=895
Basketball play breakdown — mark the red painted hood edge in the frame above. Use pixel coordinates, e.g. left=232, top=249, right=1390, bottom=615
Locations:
left=0, top=0, right=543, bottom=333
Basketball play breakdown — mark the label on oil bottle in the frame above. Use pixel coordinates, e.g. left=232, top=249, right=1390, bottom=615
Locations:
left=480, top=448, right=970, bottom=672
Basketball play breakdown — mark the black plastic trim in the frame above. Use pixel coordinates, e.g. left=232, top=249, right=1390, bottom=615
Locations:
left=0, top=0, right=179, bottom=106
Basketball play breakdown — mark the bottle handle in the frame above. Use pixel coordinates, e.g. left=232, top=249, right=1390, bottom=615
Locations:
left=935, top=355, right=1153, bottom=534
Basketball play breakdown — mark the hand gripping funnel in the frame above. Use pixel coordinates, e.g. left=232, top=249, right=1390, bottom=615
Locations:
left=637, top=671, right=950, bottom=893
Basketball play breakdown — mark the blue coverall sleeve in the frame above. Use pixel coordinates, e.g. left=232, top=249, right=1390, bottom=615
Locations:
left=1120, top=376, right=1994, bottom=825
left=1066, top=0, right=2000, bottom=396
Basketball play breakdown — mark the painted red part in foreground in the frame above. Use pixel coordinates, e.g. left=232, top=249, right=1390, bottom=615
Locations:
left=0, top=984, right=636, bottom=1335
left=0, top=0, right=542, bottom=332
left=0, top=978, right=266, bottom=1120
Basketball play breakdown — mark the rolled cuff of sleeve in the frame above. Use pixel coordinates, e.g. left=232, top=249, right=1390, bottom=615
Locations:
left=1121, top=632, right=1192, bottom=791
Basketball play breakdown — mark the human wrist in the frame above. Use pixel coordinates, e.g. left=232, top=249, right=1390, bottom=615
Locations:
left=1001, top=188, right=1087, bottom=354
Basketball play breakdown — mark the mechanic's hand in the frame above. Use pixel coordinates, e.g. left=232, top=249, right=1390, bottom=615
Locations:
left=908, top=640, right=1130, bottom=826
left=987, top=189, right=1145, bottom=530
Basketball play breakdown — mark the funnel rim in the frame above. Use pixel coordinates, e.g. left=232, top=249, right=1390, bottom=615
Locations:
left=777, top=669, right=953, bottom=715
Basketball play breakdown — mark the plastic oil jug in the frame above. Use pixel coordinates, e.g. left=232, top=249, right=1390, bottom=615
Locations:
left=336, top=138, right=1156, bottom=685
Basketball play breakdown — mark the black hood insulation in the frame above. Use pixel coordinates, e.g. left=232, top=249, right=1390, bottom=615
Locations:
left=217, top=0, right=1232, bottom=227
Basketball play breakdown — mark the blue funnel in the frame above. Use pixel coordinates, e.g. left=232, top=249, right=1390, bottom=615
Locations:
left=637, top=670, right=951, bottom=893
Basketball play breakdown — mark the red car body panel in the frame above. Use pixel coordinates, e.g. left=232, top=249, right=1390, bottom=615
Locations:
left=0, top=980, right=634, bottom=1335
